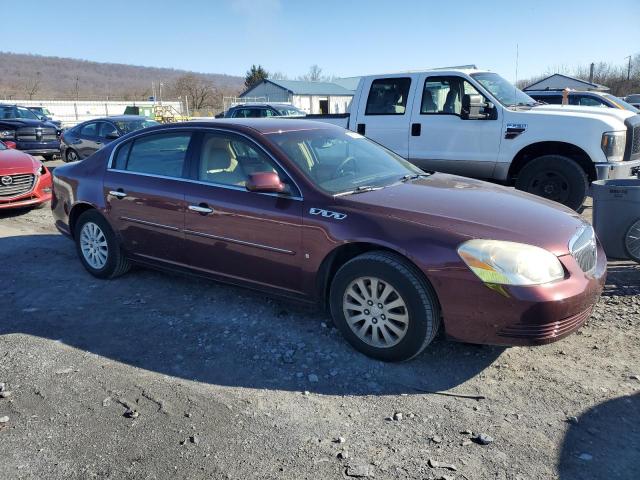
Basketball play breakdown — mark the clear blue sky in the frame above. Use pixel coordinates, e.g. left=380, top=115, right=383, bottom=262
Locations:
left=2, top=0, right=639, bottom=81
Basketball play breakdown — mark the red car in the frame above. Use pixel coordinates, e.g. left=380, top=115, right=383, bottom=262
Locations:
left=51, top=120, right=606, bottom=361
left=0, top=140, right=52, bottom=210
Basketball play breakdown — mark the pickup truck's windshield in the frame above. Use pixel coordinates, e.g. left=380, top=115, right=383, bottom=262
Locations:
left=0, top=106, right=40, bottom=120
left=269, top=129, right=423, bottom=195
left=471, top=72, right=536, bottom=107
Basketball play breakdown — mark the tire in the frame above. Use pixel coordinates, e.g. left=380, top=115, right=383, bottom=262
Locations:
left=329, top=251, right=441, bottom=362
left=42, top=154, right=55, bottom=162
left=624, top=219, right=640, bottom=263
left=514, top=155, right=588, bottom=211
left=74, top=210, right=130, bottom=279
left=65, top=149, right=79, bottom=163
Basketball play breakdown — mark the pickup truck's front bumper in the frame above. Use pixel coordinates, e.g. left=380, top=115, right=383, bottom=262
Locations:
left=595, top=159, right=640, bottom=180
left=16, top=140, right=61, bottom=157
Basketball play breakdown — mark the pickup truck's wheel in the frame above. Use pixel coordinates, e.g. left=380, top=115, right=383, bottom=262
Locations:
left=74, top=210, right=130, bottom=279
left=329, top=251, right=440, bottom=362
left=515, top=155, right=588, bottom=210
left=65, top=149, right=79, bottom=163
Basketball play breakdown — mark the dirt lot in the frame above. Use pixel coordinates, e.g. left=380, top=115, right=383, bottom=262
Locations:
left=1, top=160, right=639, bottom=480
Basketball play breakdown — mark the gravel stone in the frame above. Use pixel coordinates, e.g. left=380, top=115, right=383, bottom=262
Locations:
left=393, top=412, right=403, bottom=421
left=474, top=433, right=495, bottom=445
left=346, top=463, right=372, bottom=477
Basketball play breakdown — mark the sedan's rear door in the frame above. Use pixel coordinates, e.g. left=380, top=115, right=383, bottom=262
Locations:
left=103, top=130, right=194, bottom=266
left=182, top=130, right=304, bottom=294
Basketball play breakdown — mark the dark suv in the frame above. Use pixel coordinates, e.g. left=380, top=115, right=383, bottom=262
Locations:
left=222, top=103, right=306, bottom=118
left=527, top=90, right=640, bottom=113
left=0, top=104, right=61, bottom=160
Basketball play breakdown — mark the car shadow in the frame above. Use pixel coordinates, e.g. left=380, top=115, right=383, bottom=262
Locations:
left=558, top=392, right=639, bottom=480
left=2, top=233, right=503, bottom=396
left=603, top=261, right=640, bottom=297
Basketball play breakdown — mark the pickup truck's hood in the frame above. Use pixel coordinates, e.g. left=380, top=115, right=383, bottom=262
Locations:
left=0, top=148, right=40, bottom=173
left=529, top=104, right=636, bottom=123
left=340, top=173, right=586, bottom=256
left=0, top=118, right=58, bottom=128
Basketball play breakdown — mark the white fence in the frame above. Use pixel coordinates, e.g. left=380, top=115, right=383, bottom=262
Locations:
left=6, top=100, right=183, bottom=127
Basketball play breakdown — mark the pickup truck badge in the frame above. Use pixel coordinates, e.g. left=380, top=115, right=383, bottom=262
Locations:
left=309, top=207, right=347, bottom=220
left=505, top=123, right=527, bottom=139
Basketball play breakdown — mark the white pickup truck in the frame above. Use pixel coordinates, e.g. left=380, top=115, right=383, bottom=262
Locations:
left=306, top=68, right=640, bottom=210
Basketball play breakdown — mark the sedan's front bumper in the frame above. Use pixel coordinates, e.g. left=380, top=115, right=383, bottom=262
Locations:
left=0, top=171, right=52, bottom=210
left=595, top=159, right=640, bottom=180
left=435, top=242, right=607, bottom=346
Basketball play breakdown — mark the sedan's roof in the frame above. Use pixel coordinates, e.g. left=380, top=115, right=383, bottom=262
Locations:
left=183, top=118, right=340, bottom=134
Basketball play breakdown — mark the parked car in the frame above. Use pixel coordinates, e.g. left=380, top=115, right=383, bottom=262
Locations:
left=27, top=106, right=63, bottom=130
left=527, top=90, right=639, bottom=113
left=222, top=103, right=306, bottom=118
left=60, top=115, right=159, bottom=162
left=625, top=94, right=640, bottom=109
left=0, top=140, right=52, bottom=210
left=302, top=68, right=640, bottom=210
left=51, top=119, right=605, bottom=362
left=0, top=104, right=61, bottom=161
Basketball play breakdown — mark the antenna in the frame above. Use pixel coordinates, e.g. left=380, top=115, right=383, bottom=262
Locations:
left=514, top=44, right=519, bottom=105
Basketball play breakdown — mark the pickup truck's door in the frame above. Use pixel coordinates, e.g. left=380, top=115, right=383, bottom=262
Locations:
left=408, top=74, right=503, bottom=179
left=353, top=75, right=417, bottom=158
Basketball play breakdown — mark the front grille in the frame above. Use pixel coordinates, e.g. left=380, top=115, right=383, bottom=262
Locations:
left=15, top=127, right=58, bottom=142
left=0, top=173, right=35, bottom=198
left=569, top=224, right=597, bottom=274
left=498, top=307, right=592, bottom=340
left=631, top=124, right=640, bottom=157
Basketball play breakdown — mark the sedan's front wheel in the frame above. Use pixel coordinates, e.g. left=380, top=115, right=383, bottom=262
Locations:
left=74, top=210, right=130, bottom=279
left=329, top=251, right=441, bottom=362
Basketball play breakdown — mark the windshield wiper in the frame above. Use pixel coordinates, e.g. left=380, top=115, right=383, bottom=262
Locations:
left=334, top=185, right=384, bottom=196
left=400, top=173, right=432, bottom=182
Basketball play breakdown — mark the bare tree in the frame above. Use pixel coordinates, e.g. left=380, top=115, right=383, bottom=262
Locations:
left=270, top=71, right=288, bottom=80
left=300, top=65, right=323, bottom=81
left=171, top=74, right=218, bottom=110
left=25, top=72, right=41, bottom=100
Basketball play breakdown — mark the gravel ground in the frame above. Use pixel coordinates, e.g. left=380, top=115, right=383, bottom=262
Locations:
left=1, top=161, right=639, bottom=479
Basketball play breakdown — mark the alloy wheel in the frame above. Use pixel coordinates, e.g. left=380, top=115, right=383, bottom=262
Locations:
left=80, top=222, right=109, bottom=269
left=625, top=219, right=640, bottom=263
left=67, top=150, right=78, bottom=162
left=342, top=276, right=409, bottom=348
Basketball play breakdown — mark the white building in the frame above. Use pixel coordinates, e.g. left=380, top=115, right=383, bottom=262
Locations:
left=239, top=79, right=355, bottom=114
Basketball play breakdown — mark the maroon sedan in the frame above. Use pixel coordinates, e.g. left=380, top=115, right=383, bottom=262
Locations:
left=51, top=120, right=606, bottom=361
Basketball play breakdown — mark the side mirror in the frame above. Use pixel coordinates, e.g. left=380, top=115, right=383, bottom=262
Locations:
left=246, top=172, right=285, bottom=193
left=105, top=132, right=120, bottom=140
left=461, top=94, right=490, bottom=120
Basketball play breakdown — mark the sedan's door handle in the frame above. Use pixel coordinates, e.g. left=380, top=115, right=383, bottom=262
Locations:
left=188, top=204, right=214, bottom=215
left=109, top=190, right=127, bottom=198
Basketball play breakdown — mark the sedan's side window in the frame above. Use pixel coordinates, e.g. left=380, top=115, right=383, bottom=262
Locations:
left=575, top=96, right=608, bottom=108
left=98, top=122, right=119, bottom=139
left=198, top=133, right=297, bottom=194
left=115, top=132, right=191, bottom=178
left=80, top=122, right=98, bottom=137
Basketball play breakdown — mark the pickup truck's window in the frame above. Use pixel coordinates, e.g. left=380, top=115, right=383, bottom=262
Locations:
left=421, top=76, right=482, bottom=115
left=269, top=128, right=422, bottom=194
left=120, top=133, right=191, bottom=178
left=365, top=78, right=411, bottom=115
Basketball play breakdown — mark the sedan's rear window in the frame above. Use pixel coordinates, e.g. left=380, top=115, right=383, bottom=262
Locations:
left=114, top=132, right=191, bottom=178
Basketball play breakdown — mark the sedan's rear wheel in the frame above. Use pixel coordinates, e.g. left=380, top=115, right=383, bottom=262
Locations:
left=65, top=149, right=79, bottom=163
left=330, top=251, right=441, bottom=362
left=74, top=210, right=130, bottom=278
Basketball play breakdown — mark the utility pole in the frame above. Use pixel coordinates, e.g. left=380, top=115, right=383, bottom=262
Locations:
left=626, top=55, right=632, bottom=81
left=589, top=63, right=594, bottom=84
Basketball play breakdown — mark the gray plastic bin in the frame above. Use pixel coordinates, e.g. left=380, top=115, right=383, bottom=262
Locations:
left=592, top=179, right=640, bottom=262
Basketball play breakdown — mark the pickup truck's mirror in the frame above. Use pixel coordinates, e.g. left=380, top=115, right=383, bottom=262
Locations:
left=105, top=132, right=120, bottom=140
left=461, top=94, right=489, bottom=120
left=246, top=172, right=285, bottom=193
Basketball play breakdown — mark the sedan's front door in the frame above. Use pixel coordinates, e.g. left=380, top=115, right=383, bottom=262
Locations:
left=104, top=130, right=193, bottom=265
left=77, top=122, right=102, bottom=158
left=183, top=131, right=304, bottom=294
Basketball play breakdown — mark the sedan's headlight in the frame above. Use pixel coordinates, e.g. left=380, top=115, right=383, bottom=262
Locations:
left=458, top=240, right=565, bottom=286
left=601, top=131, right=626, bottom=162
left=0, top=129, right=15, bottom=140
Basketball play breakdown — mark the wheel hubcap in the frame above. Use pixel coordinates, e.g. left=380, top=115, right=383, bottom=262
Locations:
left=80, top=222, right=108, bottom=269
left=528, top=170, right=570, bottom=203
left=343, top=276, right=409, bottom=348
left=625, top=219, right=640, bottom=262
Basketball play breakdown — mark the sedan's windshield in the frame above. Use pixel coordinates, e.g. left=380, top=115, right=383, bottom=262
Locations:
left=471, top=72, right=536, bottom=107
left=276, top=105, right=306, bottom=117
left=114, top=119, right=159, bottom=134
left=0, top=106, right=40, bottom=120
left=604, top=94, right=640, bottom=113
left=268, top=129, right=423, bottom=194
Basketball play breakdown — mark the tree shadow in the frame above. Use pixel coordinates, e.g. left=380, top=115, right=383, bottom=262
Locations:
left=558, top=392, right=640, bottom=480
left=2, top=233, right=502, bottom=396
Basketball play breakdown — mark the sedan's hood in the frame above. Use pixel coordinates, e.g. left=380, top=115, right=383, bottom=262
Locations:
left=0, top=149, right=40, bottom=174
left=340, top=173, right=587, bottom=256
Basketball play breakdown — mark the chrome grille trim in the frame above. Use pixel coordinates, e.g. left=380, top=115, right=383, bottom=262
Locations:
left=0, top=174, right=36, bottom=198
left=631, top=124, right=640, bottom=157
left=569, top=224, right=597, bottom=274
